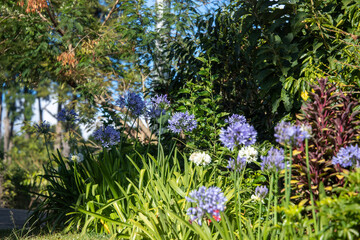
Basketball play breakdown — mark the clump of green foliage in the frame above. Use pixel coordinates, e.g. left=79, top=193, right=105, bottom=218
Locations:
left=317, top=169, right=360, bottom=239
left=1, top=134, right=49, bottom=209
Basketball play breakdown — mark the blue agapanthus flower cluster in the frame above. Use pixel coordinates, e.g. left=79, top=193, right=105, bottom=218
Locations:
left=251, top=185, right=268, bottom=203
left=227, top=155, right=247, bottom=172
left=34, top=120, right=51, bottom=134
left=219, top=114, right=257, bottom=151
left=116, top=92, right=146, bottom=117
left=255, top=186, right=268, bottom=199
left=260, top=147, right=285, bottom=172
left=147, top=94, right=170, bottom=118
left=332, top=144, right=360, bottom=168
left=57, top=108, right=79, bottom=123
left=168, top=111, right=197, bottom=133
left=274, top=121, right=312, bottom=146
left=151, top=94, right=170, bottom=109
left=93, top=126, right=121, bottom=148
left=186, top=186, right=227, bottom=226
left=225, top=114, right=246, bottom=125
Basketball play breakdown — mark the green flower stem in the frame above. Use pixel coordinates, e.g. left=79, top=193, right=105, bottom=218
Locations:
left=238, top=166, right=246, bottom=240
left=305, top=138, right=318, bottom=235
left=69, top=128, right=76, bottom=154
left=119, top=108, right=129, bottom=153
left=193, top=163, right=197, bottom=188
left=157, top=111, right=163, bottom=161
left=257, top=202, right=262, bottom=240
left=284, top=146, right=288, bottom=207
left=288, top=144, right=293, bottom=205
left=123, top=109, right=129, bottom=135
left=266, top=173, right=274, bottom=221
left=274, top=171, right=278, bottom=240
left=233, top=171, right=240, bottom=239
left=134, top=118, right=140, bottom=150
left=233, top=167, right=244, bottom=240
left=285, top=144, right=293, bottom=207
left=146, top=130, right=154, bottom=155
left=43, top=133, right=51, bottom=161
left=73, top=162, right=82, bottom=193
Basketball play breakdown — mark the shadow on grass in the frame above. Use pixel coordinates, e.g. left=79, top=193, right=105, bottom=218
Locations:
left=0, top=229, right=13, bottom=239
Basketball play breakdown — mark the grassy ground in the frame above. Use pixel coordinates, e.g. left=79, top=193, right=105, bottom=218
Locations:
left=0, top=230, right=110, bottom=240
left=0, top=229, right=13, bottom=239
left=28, top=233, right=110, bottom=240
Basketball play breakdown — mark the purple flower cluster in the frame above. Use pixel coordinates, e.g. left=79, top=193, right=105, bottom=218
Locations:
left=252, top=185, right=268, bottom=203
left=227, top=156, right=246, bottom=172
left=186, top=186, right=227, bottom=226
left=57, top=108, right=79, bottom=123
left=274, top=121, right=312, bottom=146
left=147, top=94, right=170, bottom=118
left=151, top=94, right=170, bottom=109
left=168, top=111, right=197, bottom=133
left=332, top=144, right=360, bottom=168
left=225, top=114, right=246, bottom=125
left=93, top=126, right=121, bottom=148
left=219, top=115, right=257, bottom=151
left=34, top=121, right=51, bottom=134
left=260, top=147, right=285, bottom=172
left=116, top=92, right=146, bottom=117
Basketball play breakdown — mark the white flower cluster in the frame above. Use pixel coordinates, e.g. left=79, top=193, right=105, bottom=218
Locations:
left=69, top=153, right=84, bottom=163
left=238, top=146, right=258, bottom=163
left=189, top=152, right=211, bottom=166
left=251, top=194, right=263, bottom=203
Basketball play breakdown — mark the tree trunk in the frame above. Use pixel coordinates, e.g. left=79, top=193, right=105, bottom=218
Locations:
left=154, top=0, right=170, bottom=83
left=62, top=136, right=70, bottom=157
left=9, top=118, right=14, bottom=152
left=0, top=174, right=3, bottom=207
left=3, top=107, right=11, bottom=164
left=23, top=87, right=30, bottom=140
left=0, top=90, right=2, bottom=139
left=38, top=97, right=43, bottom=123
left=54, top=102, right=62, bottom=151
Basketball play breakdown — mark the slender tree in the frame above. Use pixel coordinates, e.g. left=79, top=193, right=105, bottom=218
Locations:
left=0, top=89, right=2, bottom=139
left=154, top=0, right=171, bottom=84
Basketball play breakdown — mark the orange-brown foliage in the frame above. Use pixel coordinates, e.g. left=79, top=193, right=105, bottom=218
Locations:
left=19, top=0, right=48, bottom=13
left=57, top=51, right=78, bottom=68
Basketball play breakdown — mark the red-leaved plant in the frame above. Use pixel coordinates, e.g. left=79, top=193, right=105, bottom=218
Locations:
left=294, top=78, right=360, bottom=199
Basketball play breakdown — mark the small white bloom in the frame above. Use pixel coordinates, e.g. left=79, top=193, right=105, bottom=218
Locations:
left=286, top=161, right=290, bottom=168
left=251, top=194, right=262, bottom=203
left=189, top=152, right=211, bottom=166
left=69, top=153, right=84, bottom=163
left=238, top=146, right=258, bottom=163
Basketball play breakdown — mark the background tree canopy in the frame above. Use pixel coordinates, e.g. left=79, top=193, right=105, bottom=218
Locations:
left=160, top=0, right=360, bottom=140
left=0, top=2, right=359, bottom=239
left=0, top=0, right=360, bottom=157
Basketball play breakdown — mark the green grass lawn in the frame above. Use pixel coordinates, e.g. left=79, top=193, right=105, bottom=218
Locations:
left=0, top=230, right=110, bottom=240
left=28, top=233, right=110, bottom=240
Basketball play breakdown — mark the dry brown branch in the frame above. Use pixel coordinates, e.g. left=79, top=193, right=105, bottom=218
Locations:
left=102, top=0, right=120, bottom=26
left=45, top=2, right=65, bottom=36
left=36, top=10, right=52, bottom=25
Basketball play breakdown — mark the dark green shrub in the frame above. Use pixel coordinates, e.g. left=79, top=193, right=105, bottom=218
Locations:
left=174, top=57, right=230, bottom=156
